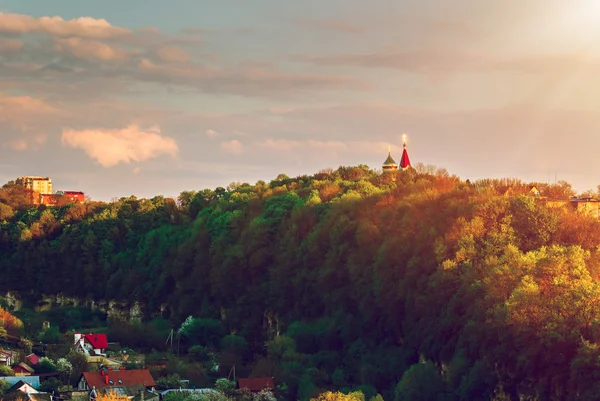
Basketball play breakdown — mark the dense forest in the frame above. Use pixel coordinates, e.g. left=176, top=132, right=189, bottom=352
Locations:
left=2, top=164, right=600, bottom=400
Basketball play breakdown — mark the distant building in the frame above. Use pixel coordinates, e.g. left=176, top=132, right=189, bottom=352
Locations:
left=16, top=176, right=53, bottom=194
left=40, top=191, right=85, bottom=206
left=74, top=333, right=108, bottom=356
left=77, top=368, right=156, bottom=394
left=15, top=176, right=53, bottom=204
left=238, top=377, right=275, bottom=393
left=382, top=135, right=412, bottom=172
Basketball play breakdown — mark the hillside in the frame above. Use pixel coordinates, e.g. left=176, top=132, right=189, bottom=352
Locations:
left=1, top=165, right=600, bottom=400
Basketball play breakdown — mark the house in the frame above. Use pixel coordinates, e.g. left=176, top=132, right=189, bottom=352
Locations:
left=74, top=333, right=108, bottom=356
left=0, top=376, right=41, bottom=389
left=238, top=377, right=275, bottom=393
left=77, top=369, right=156, bottom=393
left=0, top=348, right=16, bottom=366
left=25, top=353, right=40, bottom=366
left=8, top=379, right=40, bottom=394
left=14, top=362, right=36, bottom=376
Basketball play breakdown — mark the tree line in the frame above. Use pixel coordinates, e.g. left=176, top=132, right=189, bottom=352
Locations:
left=1, top=165, right=599, bottom=400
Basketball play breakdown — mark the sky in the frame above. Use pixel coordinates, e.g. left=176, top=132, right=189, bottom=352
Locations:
left=1, top=1, right=600, bottom=200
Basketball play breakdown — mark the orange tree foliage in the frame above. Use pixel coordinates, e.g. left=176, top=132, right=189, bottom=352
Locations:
left=0, top=306, right=23, bottom=334
left=96, top=390, right=129, bottom=401
left=3, top=166, right=600, bottom=399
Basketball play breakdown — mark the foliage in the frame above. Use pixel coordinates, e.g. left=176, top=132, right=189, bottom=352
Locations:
left=0, top=306, right=23, bottom=334
left=37, top=356, right=57, bottom=373
left=96, top=390, right=130, bottom=400
left=311, top=391, right=365, bottom=401
left=56, top=357, right=73, bottom=381
left=0, top=365, right=14, bottom=376
left=66, top=349, right=89, bottom=384
left=215, top=378, right=236, bottom=395
left=3, top=167, right=600, bottom=399
left=40, top=377, right=63, bottom=393
left=156, top=373, right=185, bottom=390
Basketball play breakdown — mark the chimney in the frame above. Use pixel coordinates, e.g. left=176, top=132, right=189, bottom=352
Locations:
left=105, top=374, right=109, bottom=385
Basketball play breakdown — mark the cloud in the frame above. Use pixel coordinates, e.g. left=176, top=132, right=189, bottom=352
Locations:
left=61, top=124, right=179, bottom=167
left=205, top=129, right=218, bottom=138
left=0, top=12, right=130, bottom=39
left=4, top=135, right=47, bottom=151
left=53, top=37, right=129, bottom=61
left=155, top=45, right=189, bottom=63
left=0, top=39, right=23, bottom=53
left=220, top=139, right=243, bottom=155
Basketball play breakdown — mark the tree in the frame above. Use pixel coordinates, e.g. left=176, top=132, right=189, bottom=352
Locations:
left=37, top=357, right=57, bottom=373
left=311, top=391, right=365, bottom=401
left=66, top=350, right=88, bottom=384
left=56, top=358, right=73, bottom=382
left=0, top=365, right=13, bottom=376
left=394, top=363, right=445, bottom=401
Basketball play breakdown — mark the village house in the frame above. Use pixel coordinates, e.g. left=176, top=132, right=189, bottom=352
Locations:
left=238, top=377, right=275, bottom=393
left=0, top=376, right=41, bottom=390
left=77, top=368, right=157, bottom=398
left=74, top=332, right=108, bottom=356
left=0, top=348, right=16, bottom=366
left=8, top=379, right=40, bottom=394
left=25, top=353, right=40, bottom=366
left=13, top=361, right=36, bottom=376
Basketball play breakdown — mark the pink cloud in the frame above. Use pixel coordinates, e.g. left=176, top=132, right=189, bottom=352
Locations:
left=61, top=124, right=179, bottom=167
left=155, top=45, right=190, bottom=63
left=0, top=39, right=23, bottom=53
left=0, top=12, right=130, bottom=39
left=53, top=37, right=129, bottom=61
left=220, top=139, right=243, bottom=155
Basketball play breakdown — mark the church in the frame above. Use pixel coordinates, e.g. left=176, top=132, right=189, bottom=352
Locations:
left=382, top=135, right=411, bottom=171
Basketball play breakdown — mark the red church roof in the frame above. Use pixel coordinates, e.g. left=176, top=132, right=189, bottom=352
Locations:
left=238, top=377, right=275, bottom=392
left=81, top=369, right=156, bottom=389
left=400, top=144, right=411, bottom=169
left=84, top=333, right=108, bottom=349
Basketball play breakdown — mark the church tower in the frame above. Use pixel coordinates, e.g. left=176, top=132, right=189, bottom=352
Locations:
left=399, top=134, right=411, bottom=170
left=382, top=145, right=398, bottom=172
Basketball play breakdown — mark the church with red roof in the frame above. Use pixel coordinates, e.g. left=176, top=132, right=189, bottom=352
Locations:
left=382, top=134, right=412, bottom=172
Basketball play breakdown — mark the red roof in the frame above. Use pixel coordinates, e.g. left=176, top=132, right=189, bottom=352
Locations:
left=400, top=145, right=411, bottom=169
left=84, top=333, right=108, bottom=349
left=81, top=370, right=156, bottom=389
left=26, top=354, right=40, bottom=365
left=238, top=377, right=275, bottom=392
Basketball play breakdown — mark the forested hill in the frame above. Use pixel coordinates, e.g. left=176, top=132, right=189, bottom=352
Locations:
left=2, top=165, right=600, bottom=399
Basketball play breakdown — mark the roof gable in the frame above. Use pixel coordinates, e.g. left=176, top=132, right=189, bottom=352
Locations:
left=26, top=354, right=40, bottom=365
left=82, top=369, right=156, bottom=389
left=84, top=334, right=108, bottom=349
left=238, top=377, right=275, bottom=392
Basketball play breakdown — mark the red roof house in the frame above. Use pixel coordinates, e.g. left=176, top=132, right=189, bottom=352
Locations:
left=238, top=377, right=275, bottom=393
left=13, top=362, right=35, bottom=376
left=77, top=369, right=156, bottom=391
left=74, top=333, right=108, bottom=356
left=25, top=354, right=40, bottom=366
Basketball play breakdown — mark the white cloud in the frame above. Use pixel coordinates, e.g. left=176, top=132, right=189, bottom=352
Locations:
left=0, top=12, right=130, bottom=39
left=61, top=124, right=179, bottom=167
left=220, top=139, right=243, bottom=155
